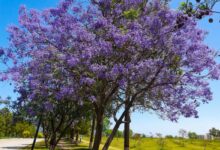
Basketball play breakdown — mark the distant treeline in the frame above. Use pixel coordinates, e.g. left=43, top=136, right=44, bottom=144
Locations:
left=0, top=107, right=42, bottom=138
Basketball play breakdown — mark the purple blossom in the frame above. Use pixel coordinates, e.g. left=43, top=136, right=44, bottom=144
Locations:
left=67, top=57, right=79, bottom=67
left=2, top=0, right=219, bottom=126
left=44, top=101, right=54, bottom=111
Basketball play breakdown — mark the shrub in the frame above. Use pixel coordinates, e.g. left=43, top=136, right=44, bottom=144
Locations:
left=22, top=130, right=31, bottom=138
left=166, top=135, right=174, bottom=139
left=38, top=132, right=44, bottom=138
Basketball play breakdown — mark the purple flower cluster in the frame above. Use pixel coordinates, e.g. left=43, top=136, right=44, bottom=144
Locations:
left=1, top=0, right=219, bottom=121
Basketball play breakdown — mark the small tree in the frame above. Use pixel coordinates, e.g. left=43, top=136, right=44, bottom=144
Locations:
left=179, top=129, right=187, bottom=139
left=188, top=131, right=198, bottom=143
left=209, top=128, right=220, bottom=138
left=188, top=132, right=198, bottom=139
left=179, top=129, right=187, bottom=147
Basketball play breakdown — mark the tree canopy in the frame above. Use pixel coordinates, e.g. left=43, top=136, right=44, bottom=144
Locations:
left=0, top=0, right=219, bottom=150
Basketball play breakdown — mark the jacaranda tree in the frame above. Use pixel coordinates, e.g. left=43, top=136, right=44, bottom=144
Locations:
left=0, top=0, right=220, bottom=150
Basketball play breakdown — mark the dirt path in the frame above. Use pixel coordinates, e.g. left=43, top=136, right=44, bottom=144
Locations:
left=57, top=139, right=120, bottom=150
left=0, top=138, right=43, bottom=150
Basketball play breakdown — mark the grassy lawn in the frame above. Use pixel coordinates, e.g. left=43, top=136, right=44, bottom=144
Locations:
left=22, top=140, right=90, bottom=150
left=106, top=138, right=220, bottom=150
left=84, top=137, right=220, bottom=150
left=23, top=138, right=220, bottom=150
left=22, top=141, right=50, bottom=150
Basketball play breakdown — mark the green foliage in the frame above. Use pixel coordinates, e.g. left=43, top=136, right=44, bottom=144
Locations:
left=22, top=130, right=31, bottom=138
left=38, top=132, right=44, bottom=138
left=165, top=135, right=173, bottom=139
left=77, top=119, right=90, bottom=135
left=129, top=129, right=133, bottom=138
left=123, top=8, right=139, bottom=19
left=105, top=129, right=123, bottom=138
left=188, top=132, right=198, bottom=139
left=0, top=107, right=36, bottom=138
left=116, top=130, right=123, bottom=138
left=209, top=128, right=220, bottom=137
left=133, top=133, right=142, bottom=140
left=199, top=4, right=208, bottom=10
left=103, top=117, right=111, bottom=135
left=0, top=108, right=13, bottom=137
left=142, top=134, right=147, bottom=138
left=179, top=2, right=187, bottom=10
left=105, top=129, right=112, bottom=137
left=14, top=122, right=35, bottom=138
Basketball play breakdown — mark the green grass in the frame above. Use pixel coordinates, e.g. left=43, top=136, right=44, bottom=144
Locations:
left=106, top=138, right=220, bottom=150
left=23, top=138, right=220, bottom=150
left=84, top=137, right=220, bottom=150
left=22, top=140, right=90, bottom=150
left=22, top=141, right=50, bottom=150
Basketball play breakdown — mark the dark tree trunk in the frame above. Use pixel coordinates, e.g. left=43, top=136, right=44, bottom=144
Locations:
left=44, top=136, right=49, bottom=148
left=49, top=134, right=57, bottom=150
left=124, top=100, right=130, bottom=150
left=103, top=94, right=136, bottom=150
left=42, top=122, right=49, bottom=148
left=49, top=144, right=56, bottom=150
left=76, top=129, right=79, bottom=145
left=70, top=128, right=75, bottom=144
left=102, top=110, right=126, bottom=150
left=31, top=116, right=42, bottom=150
left=92, top=109, right=104, bottom=150
left=89, top=114, right=96, bottom=149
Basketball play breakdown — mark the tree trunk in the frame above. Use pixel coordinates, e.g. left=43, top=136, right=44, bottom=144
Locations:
left=89, top=114, right=96, bottom=149
left=76, top=130, right=79, bottom=145
left=44, top=136, right=49, bottom=148
left=124, top=100, right=130, bottom=150
left=70, top=128, right=75, bottom=144
left=42, top=122, right=49, bottom=148
left=103, top=94, right=135, bottom=150
left=49, top=144, right=56, bottom=150
left=92, top=109, right=104, bottom=150
left=49, top=134, right=57, bottom=150
left=31, top=116, right=42, bottom=150
left=102, top=110, right=126, bottom=150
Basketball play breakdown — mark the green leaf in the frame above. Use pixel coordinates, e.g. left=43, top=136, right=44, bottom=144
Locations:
left=180, top=2, right=187, bottom=7
left=123, top=8, right=139, bottom=19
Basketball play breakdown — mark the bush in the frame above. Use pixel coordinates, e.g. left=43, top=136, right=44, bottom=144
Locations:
left=166, top=135, right=173, bottom=139
left=14, top=122, right=36, bottom=137
left=38, top=132, right=44, bottom=138
left=0, top=132, right=4, bottom=138
left=22, top=130, right=31, bottom=138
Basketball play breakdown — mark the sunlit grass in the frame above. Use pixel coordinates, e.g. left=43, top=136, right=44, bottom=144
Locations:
left=23, top=137, right=220, bottom=150
left=22, top=141, right=49, bottom=150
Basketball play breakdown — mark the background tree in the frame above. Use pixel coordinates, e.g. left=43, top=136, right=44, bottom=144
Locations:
left=179, top=129, right=187, bottom=139
left=103, top=117, right=112, bottom=136
left=0, top=107, right=13, bottom=137
left=209, top=128, right=220, bottom=138
left=188, top=132, right=198, bottom=139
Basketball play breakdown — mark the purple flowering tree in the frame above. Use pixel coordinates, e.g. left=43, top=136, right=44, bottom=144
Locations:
left=90, top=1, right=220, bottom=149
left=1, top=0, right=220, bottom=150
left=10, top=57, right=92, bottom=150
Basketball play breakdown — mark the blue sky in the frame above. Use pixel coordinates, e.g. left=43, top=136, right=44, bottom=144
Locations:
left=0, top=0, right=220, bottom=136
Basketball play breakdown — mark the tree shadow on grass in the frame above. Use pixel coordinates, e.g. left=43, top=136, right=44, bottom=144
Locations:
left=2, top=147, right=23, bottom=149
left=62, top=144, right=90, bottom=150
left=72, top=147, right=90, bottom=150
left=21, top=145, right=47, bottom=150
